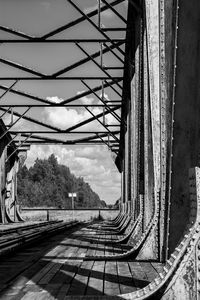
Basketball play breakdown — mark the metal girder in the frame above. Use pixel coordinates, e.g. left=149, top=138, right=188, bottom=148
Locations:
left=0, top=81, right=18, bottom=102
left=0, top=26, right=33, bottom=39
left=0, top=58, right=46, bottom=77
left=66, top=0, right=125, bottom=56
left=85, top=107, right=119, bottom=142
left=0, top=0, right=125, bottom=40
left=6, top=134, right=32, bottom=162
left=0, top=39, right=126, bottom=43
left=52, top=41, right=124, bottom=77
left=0, top=0, right=129, bottom=153
left=102, top=43, right=124, bottom=64
left=0, top=76, right=123, bottom=80
left=0, top=107, right=62, bottom=132
left=0, top=104, right=121, bottom=108
left=75, top=43, right=123, bottom=90
left=101, top=0, right=127, bottom=24
left=0, top=80, right=122, bottom=106
left=81, top=80, right=121, bottom=122
left=64, top=106, right=120, bottom=133
left=41, top=0, right=125, bottom=39
left=1, top=108, right=30, bottom=140
left=9, top=131, right=120, bottom=134
left=60, top=79, right=122, bottom=105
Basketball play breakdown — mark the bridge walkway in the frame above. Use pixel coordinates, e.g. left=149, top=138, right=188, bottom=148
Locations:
left=0, top=222, right=163, bottom=299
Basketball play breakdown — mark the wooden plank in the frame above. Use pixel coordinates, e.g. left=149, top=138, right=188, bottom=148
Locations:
left=38, top=251, right=74, bottom=285
left=33, top=228, right=85, bottom=287
left=128, top=261, right=149, bottom=289
left=85, top=229, right=104, bottom=295
left=0, top=225, right=82, bottom=298
left=117, top=261, right=137, bottom=294
left=86, top=261, right=104, bottom=295
left=67, top=260, right=91, bottom=296
left=66, top=228, right=100, bottom=296
left=104, top=261, right=120, bottom=295
left=140, top=262, right=159, bottom=281
left=47, top=243, right=83, bottom=284
left=104, top=233, right=113, bottom=256
left=151, top=262, right=164, bottom=274
left=55, top=284, right=70, bottom=300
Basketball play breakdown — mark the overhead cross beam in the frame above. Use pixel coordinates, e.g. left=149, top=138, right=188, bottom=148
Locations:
left=0, top=0, right=129, bottom=153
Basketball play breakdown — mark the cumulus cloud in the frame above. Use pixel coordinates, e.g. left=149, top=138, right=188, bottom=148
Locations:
left=77, top=91, right=94, bottom=105
left=45, top=95, right=113, bottom=130
left=26, top=144, right=121, bottom=204
left=44, top=93, right=120, bottom=130
left=46, top=96, right=62, bottom=103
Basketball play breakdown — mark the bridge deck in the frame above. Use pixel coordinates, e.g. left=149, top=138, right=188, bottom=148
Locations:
left=0, top=223, right=163, bottom=299
left=0, top=221, right=50, bottom=231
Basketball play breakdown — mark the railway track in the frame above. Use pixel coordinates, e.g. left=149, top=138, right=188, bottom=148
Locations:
left=0, top=220, right=79, bottom=258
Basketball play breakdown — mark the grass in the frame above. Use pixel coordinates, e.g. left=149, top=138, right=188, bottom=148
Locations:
left=21, top=210, right=118, bottom=223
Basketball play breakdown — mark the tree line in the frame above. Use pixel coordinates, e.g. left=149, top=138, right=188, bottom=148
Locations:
left=17, top=154, right=107, bottom=209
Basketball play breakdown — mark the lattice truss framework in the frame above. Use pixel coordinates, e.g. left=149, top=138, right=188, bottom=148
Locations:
left=0, top=0, right=141, bottom=157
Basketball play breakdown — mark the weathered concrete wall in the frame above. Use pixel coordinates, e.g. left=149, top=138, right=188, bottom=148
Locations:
left=169, top=1, right=200, bottom=253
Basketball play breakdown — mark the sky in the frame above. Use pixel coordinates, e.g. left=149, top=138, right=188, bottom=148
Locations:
left=0, top=0, right=128, bottom=204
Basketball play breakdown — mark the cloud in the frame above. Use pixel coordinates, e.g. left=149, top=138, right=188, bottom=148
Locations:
left=45, top=93, right=120, bottom=130
left=25, top=144, right=121, bottom=204
left=77, top=91, right=94, bottom=105
left=45, top=95, right=108, bottom=130
left=46, top=96, right=62, bottom=103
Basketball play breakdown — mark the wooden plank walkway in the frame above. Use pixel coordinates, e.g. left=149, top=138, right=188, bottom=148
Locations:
left=0, top=222, right=163, bottom=299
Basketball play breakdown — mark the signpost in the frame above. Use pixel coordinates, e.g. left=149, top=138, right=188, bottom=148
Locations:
left=68, top=192, right=77, bottom=220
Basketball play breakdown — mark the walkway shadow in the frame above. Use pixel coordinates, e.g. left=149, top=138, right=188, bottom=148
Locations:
left=0, top=223, right=157, bottom=299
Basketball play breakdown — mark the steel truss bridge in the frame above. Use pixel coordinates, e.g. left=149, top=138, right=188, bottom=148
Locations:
left=0, top=0, right=199, bottom=299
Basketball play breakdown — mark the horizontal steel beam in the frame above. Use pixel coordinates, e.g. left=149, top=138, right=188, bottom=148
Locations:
left=0, top=76, right=123, bottom=80
left=0, top=39, right=126, bottom=43
left=0, top=104, right=121, bottom=108
left=15, top=140, right=117, bottom=145
left=10, top=131, right=120, bottom=134
left=42, top=0, right=125, bottom=39
left=102, top=28, right=127, bottom=31
left=21, top=208, right=118, bottom=211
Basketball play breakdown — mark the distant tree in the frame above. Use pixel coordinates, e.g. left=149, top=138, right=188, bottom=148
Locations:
left=113, top=198, right=120, bottom=209
left=17, top=154, right=104, bottom=209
